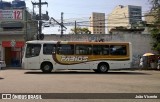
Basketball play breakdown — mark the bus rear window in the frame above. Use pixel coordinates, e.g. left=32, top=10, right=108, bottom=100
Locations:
left=25, top=44, right=41, bottom=58
left=110, top=45, right=127, bottom=55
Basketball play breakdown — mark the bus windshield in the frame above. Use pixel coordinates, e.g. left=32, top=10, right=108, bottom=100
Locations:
left=25, top=44, right=41, bottom=58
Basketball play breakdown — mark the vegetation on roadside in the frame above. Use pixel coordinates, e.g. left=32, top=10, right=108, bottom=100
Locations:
left=149, top=0, right=160, bottom=53
left=70, top=27, right=91, bottom=34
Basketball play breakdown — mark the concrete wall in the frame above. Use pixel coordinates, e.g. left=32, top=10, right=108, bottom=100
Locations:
left=44, top=33, right=155, bottom=68
left=0, top=35, right=24, bottom=41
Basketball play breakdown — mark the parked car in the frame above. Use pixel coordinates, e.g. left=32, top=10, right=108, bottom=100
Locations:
left=0, top=61, right=6, bottom=70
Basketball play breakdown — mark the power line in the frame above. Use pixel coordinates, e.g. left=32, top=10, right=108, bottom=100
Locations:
left=42, top=14, right=154, bottom=32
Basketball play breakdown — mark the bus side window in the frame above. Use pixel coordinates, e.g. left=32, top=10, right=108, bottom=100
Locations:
left=57, top=47, right=60, bottom=54
left=88, top=46, right=92, bottom=55
left=57, top=44, right=74, bottom=55
left=103, top=45, right=109, bottom=55
left=43, top=44, right=56, bottom=55
left=93, top=45, right=101, bottom=55
left=93, top=45, right=109, bottom=55
left=76, top=45, right=92, bottom=55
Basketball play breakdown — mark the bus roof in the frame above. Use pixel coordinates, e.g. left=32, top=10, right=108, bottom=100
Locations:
left=58, top=41, right=131, bottom=45
left=26, top=40, right=131, bottom=45
left=26, top=40, right=58, bottom=44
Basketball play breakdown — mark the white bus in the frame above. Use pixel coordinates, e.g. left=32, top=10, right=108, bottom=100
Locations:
left=22, top=40, right=132, bottom=73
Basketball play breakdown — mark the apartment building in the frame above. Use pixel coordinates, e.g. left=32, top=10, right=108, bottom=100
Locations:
left=142, top=10, right=158, bottom=34
left=108, top=5, right=142, bottom=32
left=89, top=12, right=105, bottom=34
left=145, top=10, right=157, bottom=24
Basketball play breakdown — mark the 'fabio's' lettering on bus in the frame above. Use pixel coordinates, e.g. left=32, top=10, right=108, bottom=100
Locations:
left=61, top=56, right=88, bottom=62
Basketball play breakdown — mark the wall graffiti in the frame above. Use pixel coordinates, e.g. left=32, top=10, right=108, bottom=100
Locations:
left=132, top=54, right=141, bottom=68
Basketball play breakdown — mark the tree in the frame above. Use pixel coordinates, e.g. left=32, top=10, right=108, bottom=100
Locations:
left=70, top=27, right=91, bottom=34
left=149, top=0, right=160, bottom=53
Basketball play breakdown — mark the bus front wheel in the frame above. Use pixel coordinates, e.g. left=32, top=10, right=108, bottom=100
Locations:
left=98, top=63, right=109, bottom=73
left=41, top=63, right=53, bottom=73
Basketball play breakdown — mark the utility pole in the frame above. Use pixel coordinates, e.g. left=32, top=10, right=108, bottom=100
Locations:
left=60, top=12, right=64, bottom=37
left=32, top=0, right=48, bottom=40
left=49, top=17, right=67, bottom=36
left=48, top=13, right=67, bottom=37
left=75, top=21, right=77, bottom=34
left=39, top=0, right=42, bottom=39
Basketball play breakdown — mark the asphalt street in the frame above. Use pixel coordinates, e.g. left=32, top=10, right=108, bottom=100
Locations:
left=0, top=69, right=160, bottom=102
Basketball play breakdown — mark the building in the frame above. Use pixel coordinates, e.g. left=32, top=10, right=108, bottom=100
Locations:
left=0, top=1, right=11, bottom=9
left=0, top=1, right=37, bottom=67
left=89, top=12, right=105, bottom=34
left=144, top=9, right=159, bottom=25
left=145, top=12, right=155, bottom=24
left=108, top=5, right=142, bottom=32
left=142, top=9, right=159, bottom=34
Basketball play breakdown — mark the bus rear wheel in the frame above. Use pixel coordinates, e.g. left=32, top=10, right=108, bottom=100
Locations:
left=41, top=63, right=53, bottom=73
left=98, top=63, right=109, bottom=73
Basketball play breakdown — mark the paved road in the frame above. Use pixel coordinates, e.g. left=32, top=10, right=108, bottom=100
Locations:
left=0, top=69, right=160, bottom=102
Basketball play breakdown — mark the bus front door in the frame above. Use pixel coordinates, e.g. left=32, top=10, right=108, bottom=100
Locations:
left=27, top=56, right=40, bottom=69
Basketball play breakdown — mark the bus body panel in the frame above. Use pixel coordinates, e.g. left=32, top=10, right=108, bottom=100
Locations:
left=22, top=40, right=132, bottom=72
left=67, top=62, right=91, bottom=69
left=87, top=60, right=131, bottom=70
left=40, top=44, right=69, bottom=70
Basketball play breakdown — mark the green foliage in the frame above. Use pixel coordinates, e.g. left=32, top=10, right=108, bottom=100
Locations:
left=149, top=0, right=160, bottom=53
left=70, top=27, right=91, bottom=34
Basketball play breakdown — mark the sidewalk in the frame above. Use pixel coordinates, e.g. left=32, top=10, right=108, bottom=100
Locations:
left=2, top=67, right=23, bottom=70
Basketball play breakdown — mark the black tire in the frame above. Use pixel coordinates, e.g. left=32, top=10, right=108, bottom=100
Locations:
left=41, top=63, right=53, bottom=73
left=93, top=69, right=99, bottom=73
left=98, top=63, right=109, bottom=73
